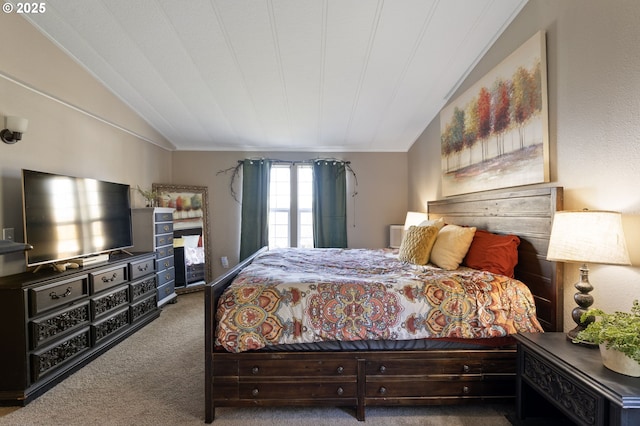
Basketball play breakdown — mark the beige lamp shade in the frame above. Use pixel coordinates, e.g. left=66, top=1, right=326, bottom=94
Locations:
left=547, top=210, right=631, bottom=265
left=403, top=211, right=428, bottom=230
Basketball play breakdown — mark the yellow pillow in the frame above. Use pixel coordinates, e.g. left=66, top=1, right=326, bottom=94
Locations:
left=430, top=224, right=477, bottom=270
left=398, top=225, right=439, bottom=265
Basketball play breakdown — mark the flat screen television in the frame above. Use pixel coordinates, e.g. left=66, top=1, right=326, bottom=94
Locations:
left=22, top=169, right=133, bottom=267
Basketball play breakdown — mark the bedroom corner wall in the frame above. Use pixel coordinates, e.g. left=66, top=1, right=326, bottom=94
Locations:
left=408, top=0, right=640, bottom=330
left=172, top=151, right=408, bottom=278
left=0, top=14, right=174, bottom=276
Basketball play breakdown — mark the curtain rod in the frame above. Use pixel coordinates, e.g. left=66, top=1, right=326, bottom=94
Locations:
left=237, top=158, right=351, bottom=165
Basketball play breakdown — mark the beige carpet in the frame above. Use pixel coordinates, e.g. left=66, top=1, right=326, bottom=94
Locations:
left=0, top=292, right=518, bottom=426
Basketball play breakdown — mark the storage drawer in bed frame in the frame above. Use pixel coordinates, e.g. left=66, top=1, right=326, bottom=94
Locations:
left=209, top=348, right=516, bottom=421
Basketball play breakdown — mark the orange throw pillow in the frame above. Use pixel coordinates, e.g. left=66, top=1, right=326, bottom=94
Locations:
left=463, top=229, right=520, bottom=277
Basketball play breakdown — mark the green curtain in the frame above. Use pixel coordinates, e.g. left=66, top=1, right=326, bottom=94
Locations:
left=239, top=159, right=271, bottom=260
left=312, top=160, right=347, bottom=248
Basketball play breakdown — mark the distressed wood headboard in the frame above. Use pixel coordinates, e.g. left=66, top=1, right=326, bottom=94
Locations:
left=427, top=186, right=564, bottom=332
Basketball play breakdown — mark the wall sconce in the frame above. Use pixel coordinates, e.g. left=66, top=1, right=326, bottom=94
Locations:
left=1, top=116, right=29, bottom=144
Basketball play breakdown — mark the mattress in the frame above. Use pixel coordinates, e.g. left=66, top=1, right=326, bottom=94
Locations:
left=214, top=248, right=543, bottom=353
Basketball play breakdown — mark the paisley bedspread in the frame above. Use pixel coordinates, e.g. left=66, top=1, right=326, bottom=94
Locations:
left=215, top=248, right=543, bottom=353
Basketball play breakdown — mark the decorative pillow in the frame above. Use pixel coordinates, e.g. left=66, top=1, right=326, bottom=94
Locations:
left=417, top=217, right=445, bottom=231
left=463, top=229, right=521, bottom=277
left=430, top=225, right=476, bottom=270
left=398, top=225, right=439, bottom=265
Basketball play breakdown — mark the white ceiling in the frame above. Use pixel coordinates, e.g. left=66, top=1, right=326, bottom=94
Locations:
left=24, top=0, right=527, bottom=152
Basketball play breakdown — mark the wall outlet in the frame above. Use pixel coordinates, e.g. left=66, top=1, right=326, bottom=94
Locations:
left=221, top=256, right=229, bottom=269
left=2, top=228, right=14, bottom=241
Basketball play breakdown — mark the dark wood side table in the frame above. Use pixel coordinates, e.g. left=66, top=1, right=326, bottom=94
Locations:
left=514, top=332, right=640, bottom=426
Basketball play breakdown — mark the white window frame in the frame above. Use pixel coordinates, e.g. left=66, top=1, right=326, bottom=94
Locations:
left=268, top=163, right=314, bottom=248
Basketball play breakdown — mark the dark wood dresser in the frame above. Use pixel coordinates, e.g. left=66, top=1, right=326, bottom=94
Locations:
left=515, top=332, right=640, bottom=426
left=0, top=252, right=159, bottom=405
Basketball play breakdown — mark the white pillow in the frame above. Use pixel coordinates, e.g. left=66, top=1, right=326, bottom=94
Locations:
left=430, top=224, right=476, bottom=270
left=418, top=217, right=445, bottom=230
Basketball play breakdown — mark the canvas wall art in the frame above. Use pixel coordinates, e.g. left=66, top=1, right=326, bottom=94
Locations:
left=440, top=31, right=549, bottom=197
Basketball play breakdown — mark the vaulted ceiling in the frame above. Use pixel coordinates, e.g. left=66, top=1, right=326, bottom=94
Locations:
left=23, top=0, right=527, bottom=152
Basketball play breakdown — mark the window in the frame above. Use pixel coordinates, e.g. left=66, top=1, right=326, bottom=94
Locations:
left=268, top=165, right=290, bottom=248
left=268, top=163, right=313, bottom=248
left=297, top=165, right=313, bottom=248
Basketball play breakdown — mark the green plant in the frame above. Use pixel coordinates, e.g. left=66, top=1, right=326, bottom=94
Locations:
left=136, top=185, right=158, bottom=206
left=574, top=300, right=640, bottom=364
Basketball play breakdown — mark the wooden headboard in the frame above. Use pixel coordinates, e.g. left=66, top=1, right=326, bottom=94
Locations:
left=427, top=186, right=564, bottom=332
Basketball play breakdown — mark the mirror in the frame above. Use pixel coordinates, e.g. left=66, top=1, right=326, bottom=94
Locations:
left=152, top=183, right=211, bottom=291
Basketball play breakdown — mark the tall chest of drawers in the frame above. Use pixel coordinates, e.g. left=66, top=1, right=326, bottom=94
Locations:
left=131, top=207, right=177, bottom=307
left=0, top=252, right=159, bottom=405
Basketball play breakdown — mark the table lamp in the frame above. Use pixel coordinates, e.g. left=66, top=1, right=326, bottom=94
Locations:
left=404, top=211, right=428, bottom=229
left=546, top=210, right=631, bottom=342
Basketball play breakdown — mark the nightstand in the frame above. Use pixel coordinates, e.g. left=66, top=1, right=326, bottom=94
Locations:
left=514, top=332, right=640, bottom=426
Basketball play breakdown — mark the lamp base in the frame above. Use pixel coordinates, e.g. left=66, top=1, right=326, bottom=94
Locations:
left=567, top=263, right=598, bottom=347
left=567, top=326, right=598, bottom=347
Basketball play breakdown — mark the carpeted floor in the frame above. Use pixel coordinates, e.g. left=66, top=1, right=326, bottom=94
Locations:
left=0, top=291, right=525, bottom=425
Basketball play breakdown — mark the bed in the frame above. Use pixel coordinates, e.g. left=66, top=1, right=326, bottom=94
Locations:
left=204, top=186, right=563, bottom=422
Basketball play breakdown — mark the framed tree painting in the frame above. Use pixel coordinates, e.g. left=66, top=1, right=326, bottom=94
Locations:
left=152, top=183, right=211, bottom=283
left=440, top=31, right=549, bottom=197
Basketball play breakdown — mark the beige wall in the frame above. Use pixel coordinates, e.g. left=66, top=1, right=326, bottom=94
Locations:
left=173, top=151, right=408, bottom=278
left=7, top=1, right=638, bottom=335
left=0, top=13, right=408, bottom=279
left=0, top=14, right=173, bottom=275
left=408, top=0, right=640, bottom=330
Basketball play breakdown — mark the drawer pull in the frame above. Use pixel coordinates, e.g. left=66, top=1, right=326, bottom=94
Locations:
left=463, top=364, right=470, bottom=373
left=378, top=386, right=387, bottom=395
left=163, top=225, right=170, bottom=232
left=462, top=386, right=470, bottom=394
left=49, top=287, right=72, bottom=300
left=379, top=365, right=386, bottom=374
left=336, top=366, right=344, bottom=374
left=164, top=261, right=170, bottom=267
left=336, top=387, right=344, bottom=396
left=251, top=388, right=259, bottom=397
left=252, top=366, right=259, bottom=374
left=137, top=264, right=149, bottom=272
left=102, top=273, right=117, bottom=283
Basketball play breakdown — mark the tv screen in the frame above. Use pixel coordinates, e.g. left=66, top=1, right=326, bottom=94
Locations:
left=22, top=169, right=133, bottom=267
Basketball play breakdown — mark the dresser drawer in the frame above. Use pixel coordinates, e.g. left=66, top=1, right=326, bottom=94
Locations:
left=91, top=284, right=129, bottom=319
left=155, top=222, right=173, bottom=235
left=31, top=327, right=91, bottom=382
left=130, top=276, right=157, bottom=301
left=155, top=211, right=173, bottom=222
left=156, top=245, right=174, bottom=259
left=239, top=358, right=356, bottom=377
left=29, top=276, right=89, bottom=316
left=157, top=267, right=175, bottom=287
left=129, top=256, right=156, bottom=280
left=92, top=306, right=130, bottom=345
left=157, top=255, right=174, bottom=271
left=239, top=380, right=356, bottom=400
left=366, top=376, right=514, bottom=398
left=30, top=301, right=91, bottom=349
left=130, top=294, right=157, bottom=322
left=520, top=348, right=605, bottom=425
left=366, top=357, right=515, bottom=376
left=155, top=233, right=173, bottom=247
left=187, top=264, right=205, bottom=282
left=90, top=265, right=128, bottom=294
left=157, top=280, right=175, bottom=301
